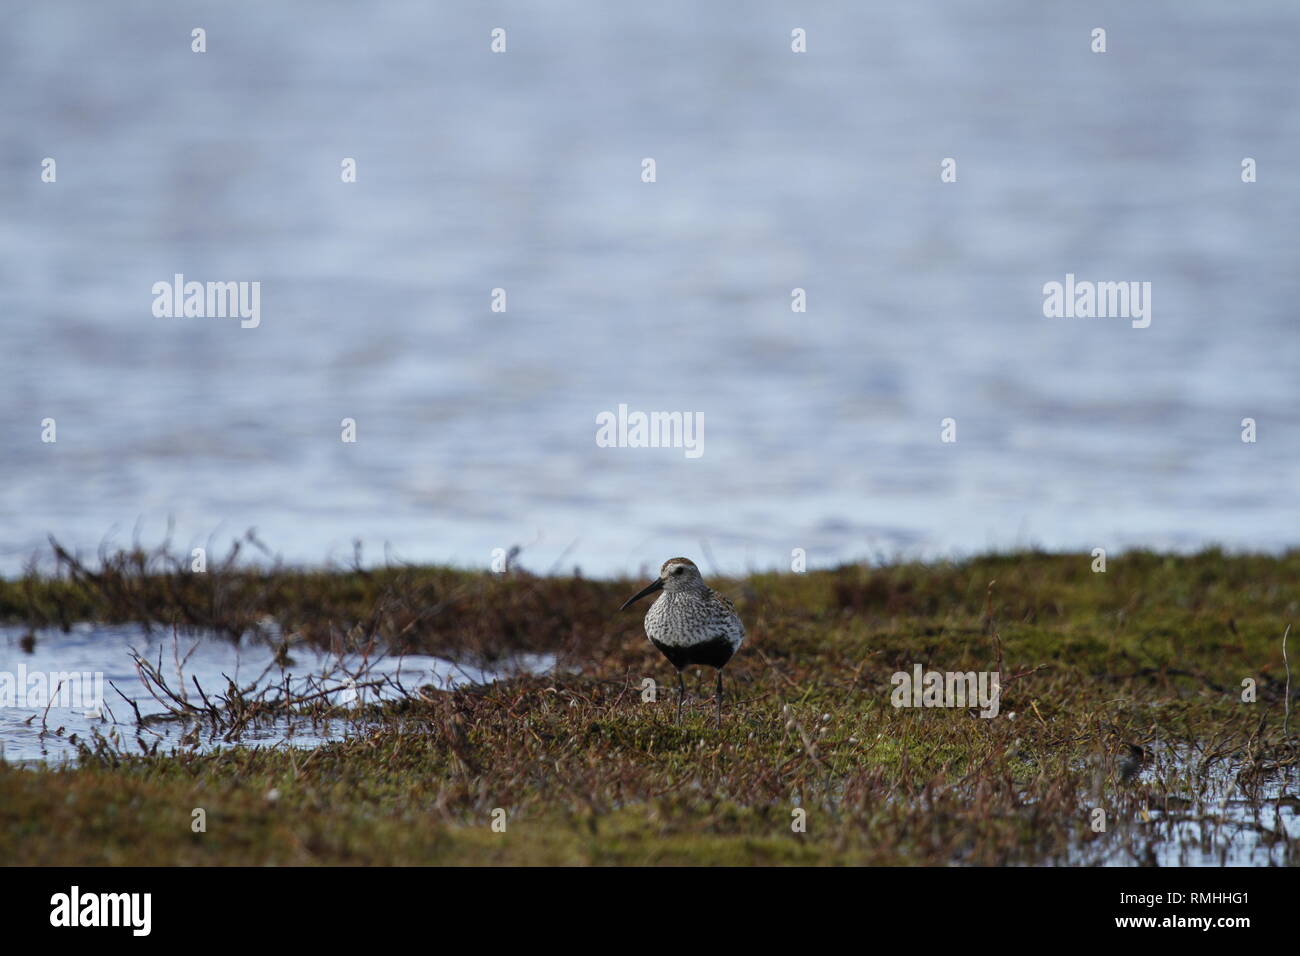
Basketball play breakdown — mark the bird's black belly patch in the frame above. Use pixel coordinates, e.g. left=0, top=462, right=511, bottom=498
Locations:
left=651, top=637, right=736, bottom=670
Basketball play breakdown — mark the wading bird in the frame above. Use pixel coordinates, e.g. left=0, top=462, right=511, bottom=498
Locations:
left=620, top=557, right=744, bottom=727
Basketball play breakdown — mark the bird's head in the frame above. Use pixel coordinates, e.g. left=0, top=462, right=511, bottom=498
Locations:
left=658, top=557, right=703, bottom=590
left=619, top=557, right=703, bottom=609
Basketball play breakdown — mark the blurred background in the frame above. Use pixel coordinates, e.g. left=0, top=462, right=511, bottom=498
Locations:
left=1, top=1, right=1297, bottom=577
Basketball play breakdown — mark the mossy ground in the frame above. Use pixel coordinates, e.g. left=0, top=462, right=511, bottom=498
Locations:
left=1, top=548, right=1297, bottom=865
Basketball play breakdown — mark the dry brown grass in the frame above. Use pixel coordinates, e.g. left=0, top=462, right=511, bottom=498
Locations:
left=1, top=544, right=1296, bottom=864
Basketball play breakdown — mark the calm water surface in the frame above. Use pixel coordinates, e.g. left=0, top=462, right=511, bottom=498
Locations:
left=1, top=2, right=1297, bottom=576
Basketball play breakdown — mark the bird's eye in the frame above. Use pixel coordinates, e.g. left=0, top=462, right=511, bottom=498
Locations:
left=673, top=567, right=683, bottom=575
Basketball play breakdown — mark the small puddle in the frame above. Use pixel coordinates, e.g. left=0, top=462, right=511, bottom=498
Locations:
left=0, top=624, right=554, bottom=765
left=1075, top=742, right=1300, bottom=867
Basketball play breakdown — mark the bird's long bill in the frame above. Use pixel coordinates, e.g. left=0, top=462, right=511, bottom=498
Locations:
left=619, top=578, right=664, bottom=610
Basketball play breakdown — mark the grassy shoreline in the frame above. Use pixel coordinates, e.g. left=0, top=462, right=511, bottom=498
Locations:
left=2, top=548, right=1297, bottom=865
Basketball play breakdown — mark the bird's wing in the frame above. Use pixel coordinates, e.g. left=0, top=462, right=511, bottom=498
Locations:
left=709, top=590, right=745, bottom=638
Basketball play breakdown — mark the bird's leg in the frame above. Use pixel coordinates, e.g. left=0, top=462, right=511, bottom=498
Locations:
left=715, top=669, right=723, bottom=728
left=676, top=670, right=686, bottom=725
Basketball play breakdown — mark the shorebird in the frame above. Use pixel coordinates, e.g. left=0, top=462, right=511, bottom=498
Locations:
left=619, top=557, right=744, bottom=727
left=1118, top=743, right=1149, bottom=784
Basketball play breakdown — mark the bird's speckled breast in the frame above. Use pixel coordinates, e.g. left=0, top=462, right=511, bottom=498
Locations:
left=644, top=588, right=744, bottom=650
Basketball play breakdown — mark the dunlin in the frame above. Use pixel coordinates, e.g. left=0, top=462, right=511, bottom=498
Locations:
left=620, top=557, right=744, bottom=727
left=1118, top=743, right=1149, bottom=783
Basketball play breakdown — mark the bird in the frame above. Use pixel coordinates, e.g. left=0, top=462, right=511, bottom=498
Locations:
left=619, top=557, right=744, bottom=727
left=1118, top=743, right=1149, bottom=784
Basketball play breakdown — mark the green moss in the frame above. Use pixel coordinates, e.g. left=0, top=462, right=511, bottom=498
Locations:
left=1, top=548, right=1297, bottom=864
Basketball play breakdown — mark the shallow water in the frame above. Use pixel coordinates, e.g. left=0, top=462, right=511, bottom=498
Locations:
left=0, top=624, right=554, bottom=765
left=1, top=2, right=1298, bottom=577
left=1094, top=795, right=1300, bottom=868
left=1130, top=793, right=1300, bottom=867
left=1084, top=743, right=1300, bottom=867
